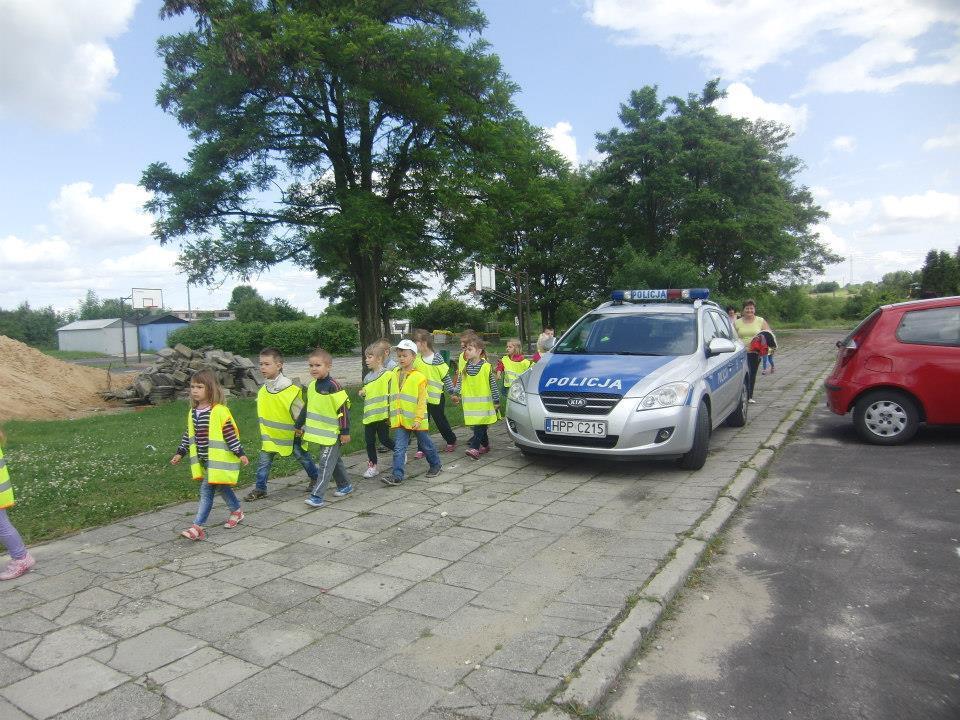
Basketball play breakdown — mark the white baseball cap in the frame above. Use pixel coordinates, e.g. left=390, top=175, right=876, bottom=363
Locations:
left=395, top=339, right=418, bottom=352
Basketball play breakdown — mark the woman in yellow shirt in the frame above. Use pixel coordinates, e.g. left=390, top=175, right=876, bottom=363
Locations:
left=734, top=299, right=772, bottom=404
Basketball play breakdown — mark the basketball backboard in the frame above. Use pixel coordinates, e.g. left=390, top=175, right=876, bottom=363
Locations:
left=474, top=263, right=496, bottom=292
left=131, top=288, right=163, bottom=310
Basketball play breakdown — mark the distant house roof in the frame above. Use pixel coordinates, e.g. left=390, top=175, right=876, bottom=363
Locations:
left=57, top=319, right=124, bottom=331
left=124, top=314, right=191, bottom=326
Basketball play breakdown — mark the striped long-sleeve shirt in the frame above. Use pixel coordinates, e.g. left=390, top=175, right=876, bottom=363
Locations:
left=176, top=406, right=245, bottom=460
left=454, top=360, right=500, bottom=404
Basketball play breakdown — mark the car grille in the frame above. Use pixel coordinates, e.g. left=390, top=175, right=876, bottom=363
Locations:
left=535, top=431, right=620, bottom=449
left=540, top=391, right=622, bottom=416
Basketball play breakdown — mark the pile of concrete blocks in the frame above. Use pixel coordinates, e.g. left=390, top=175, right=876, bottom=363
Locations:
left=102, top=344, right=263, bottom=405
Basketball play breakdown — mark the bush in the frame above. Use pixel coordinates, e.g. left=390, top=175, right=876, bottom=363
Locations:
left=168, top=317, right=358, bottom=356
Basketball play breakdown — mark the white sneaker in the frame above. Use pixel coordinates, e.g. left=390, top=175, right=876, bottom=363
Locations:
left=748, top=398, right=756, bottom=404
left=363, top=462, right=378, bottom=478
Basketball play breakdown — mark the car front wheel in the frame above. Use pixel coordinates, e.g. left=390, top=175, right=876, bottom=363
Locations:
left=853, top=390, right=920, bottom=445
left=678, top=401, right=711, bottom=470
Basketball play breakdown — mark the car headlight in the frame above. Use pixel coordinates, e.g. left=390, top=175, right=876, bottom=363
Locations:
left=636, top=382, right=690, bottom=411
left=508, top=380, right=527, bottom=406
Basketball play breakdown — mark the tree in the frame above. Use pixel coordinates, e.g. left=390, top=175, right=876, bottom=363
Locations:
left=460, top=119, right=600, bottom=331
left=143, top=1, right=517, bottom=369
left=920, top=249, right=960, bottom=297
left=0, top=302, right=68, bottom=347
left=77, top=290, right=141, bottom=321
left=591, top=81, right=839, bottom=293
left=227, top=285, right=275, bottom=323
left=813, top=281, right=840, bottom=294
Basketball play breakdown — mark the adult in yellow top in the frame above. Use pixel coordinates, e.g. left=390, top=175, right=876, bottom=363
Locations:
left=734, top=299, right=772, bottom=404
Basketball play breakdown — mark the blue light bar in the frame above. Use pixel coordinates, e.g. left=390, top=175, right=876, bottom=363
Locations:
left=611, top=288, right=710, bottom=302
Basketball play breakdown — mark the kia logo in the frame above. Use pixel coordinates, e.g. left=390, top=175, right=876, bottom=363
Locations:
left=567, top=397, right=587, bottom=408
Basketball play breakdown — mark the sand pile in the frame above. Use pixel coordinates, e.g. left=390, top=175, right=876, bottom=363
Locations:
left=0, top=335, right=128, bottom=421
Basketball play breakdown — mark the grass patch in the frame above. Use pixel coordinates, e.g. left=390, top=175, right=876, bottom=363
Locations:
left=40, top=349, right=110, bottom=360
left=2, top=387, right=467, bottom=544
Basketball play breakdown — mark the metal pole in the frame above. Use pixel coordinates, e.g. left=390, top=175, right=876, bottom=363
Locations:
left=119, top=297, right=128, bottom=364
left=186, top=282, right=192, bottom=319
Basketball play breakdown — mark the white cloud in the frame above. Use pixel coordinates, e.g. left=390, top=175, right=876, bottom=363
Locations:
left=923, top=125, right=960, bottom=151
left=584, top=0, right=960, bottom=93
left=867, top=190, right=960, bottom=234
left=831, top=135, right=857, bottom=152
left=714, top=83, right=808, bottom=134
left=826, top=199, right=873, bottom=225
left=813, top=223, right=850, bottom=257
left=101, top=244, right=179, bottom=274
left=0, top=0, right=137, bottom=130
left=546, top=121, right=579, bottom=166
left=50, top=182, right=155, bottom=246
left=0, top=234, right=72, bottom=266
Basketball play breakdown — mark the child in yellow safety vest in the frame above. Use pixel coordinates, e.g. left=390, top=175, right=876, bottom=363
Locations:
left=0, top=428, right=35, bottom=580
left=454, top=337, right=500, bottom=460
left=245, top=347, right=319, bottom=501
left=412, top=328, right=458, bottom=453
left=297, top=348, right=352, bottom=507
left=171, top=370, right=249, bottom=541
left=383, top=339, right=442, bottom=486
left=359, top=342, right=396, bottom=478
left=496, top=338, right=532, bottom=397
left=452, top=329, right=479, bottom=387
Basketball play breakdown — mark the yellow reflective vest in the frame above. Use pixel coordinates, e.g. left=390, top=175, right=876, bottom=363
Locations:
left=257, top=383, right=304, bottom=456
left=188, top=404, right=242, bottom=486
left=414, top=355, right=449, bottom=405
left=390, top=368, right=429, bottom=431
left=362, top=369, right=392, bottom=425
left=500, top=355, right=532, bottom=388
left=461, top=362, right=498, bottom=426
left=0, top=445, right=15, bottom=509
left=304, top=383, right=349, bottom=446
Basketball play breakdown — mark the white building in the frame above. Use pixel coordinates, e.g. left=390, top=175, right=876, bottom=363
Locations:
left=57, top=319, right=140, bottom=356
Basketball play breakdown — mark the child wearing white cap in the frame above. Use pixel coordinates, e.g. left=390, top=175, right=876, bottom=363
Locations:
left=384, top=340, right=442, bottom=485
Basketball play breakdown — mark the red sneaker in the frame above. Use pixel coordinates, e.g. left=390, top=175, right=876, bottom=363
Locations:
left=465, top=448, right=481, bottom=460
left=415, top=451, right=425, bottom=460
left=478, top=446, right=490, bottom=455
left=444, top=443, right=457, bottom=452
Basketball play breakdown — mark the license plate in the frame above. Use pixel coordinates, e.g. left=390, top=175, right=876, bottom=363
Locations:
left=544, top=418, right=607, bottom=437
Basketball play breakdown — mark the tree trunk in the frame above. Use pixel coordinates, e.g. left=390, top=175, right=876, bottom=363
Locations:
left=349, top=242, right=382, bottom=380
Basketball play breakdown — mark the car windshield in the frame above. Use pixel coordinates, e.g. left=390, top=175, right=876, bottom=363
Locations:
left=554, top=312, right=698, bottom=356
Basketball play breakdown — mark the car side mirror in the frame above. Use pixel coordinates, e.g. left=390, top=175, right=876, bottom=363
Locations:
left=707, top=338, right=736, bottom=356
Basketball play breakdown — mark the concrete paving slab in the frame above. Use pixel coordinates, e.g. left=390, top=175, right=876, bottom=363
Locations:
left=389, top=581, right=477, bottom=619
left=331, top=571, right=415, bottom=606
left=1, top=657, right=128, bottom=719
left=16, top=623, right=115, bottom=671
left=54, top=680, right=179, bottom=720
left=208, top=665, right=334, bottom=720
left=374, top=552, right=450, bottom=581
left=213, top=616, right=316, bottom=666
left=280, top=635, right=392, bottom=688
left=89, top=597, right=187, bottom=639
left=161, top=653, right=260, bottom=707
left=170, top=601, right=270, bottom=644
left=341, top=606, right=436, bottom=650
left=104, top=625, right=207, bottom=676
left=322, top=668, right=443, bottom=720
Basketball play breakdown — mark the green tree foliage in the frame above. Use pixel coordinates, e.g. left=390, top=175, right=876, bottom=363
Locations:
left=611, top=242, right=706, bottom=291
left=143, top=0, right=517, bottom=363
left=407, top=296, right=486, bottom=332
left=813, top=281, right=840, bottom=293
left=0, top=302, right=69, bottom=347
left=591, top=81, right=839, bottom=293
left=77, top=290, right=144, bottom=321
left=460, top=119, right=597, bottom=331
left=920, top=249, right=960, bottom=297
left=226, top=285, right=307, bottom=322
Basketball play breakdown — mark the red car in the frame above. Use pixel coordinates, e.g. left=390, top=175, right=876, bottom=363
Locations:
left=824, top=296, right=960, bottom=444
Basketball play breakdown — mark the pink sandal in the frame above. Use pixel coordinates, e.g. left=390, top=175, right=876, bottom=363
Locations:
left=224, top=510, right=244, bottom=529
left=180, top=524, right=206, bottom=541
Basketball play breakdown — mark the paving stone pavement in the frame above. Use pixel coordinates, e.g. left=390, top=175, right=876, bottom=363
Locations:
left=0, top=332, right=838, bottom=720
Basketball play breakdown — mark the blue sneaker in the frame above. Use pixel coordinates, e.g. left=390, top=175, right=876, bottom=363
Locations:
left=304, top=496, right=326, bottom=508
left=333, top=485, right=353, bottom=497
left=381, top=475, right=402, bottom=486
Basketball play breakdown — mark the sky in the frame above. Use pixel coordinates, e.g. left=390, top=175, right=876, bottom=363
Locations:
left=1, top=0, right=958, bottom=316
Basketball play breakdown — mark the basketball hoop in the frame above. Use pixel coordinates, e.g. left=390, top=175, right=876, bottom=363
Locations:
left=131, top=287, right=164, bottom=311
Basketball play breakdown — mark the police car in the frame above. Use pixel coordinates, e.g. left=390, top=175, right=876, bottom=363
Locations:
left=505, top=289, right=749, bottom=470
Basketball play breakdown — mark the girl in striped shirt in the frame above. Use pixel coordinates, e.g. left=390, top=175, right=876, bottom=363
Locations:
left=171, top=370, right=249, bottom=541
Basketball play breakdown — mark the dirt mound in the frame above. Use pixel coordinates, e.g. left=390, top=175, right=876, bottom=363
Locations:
left=0, top=336, right=129, bottom=421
